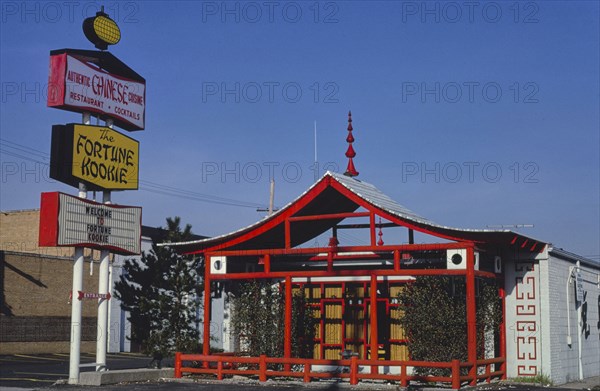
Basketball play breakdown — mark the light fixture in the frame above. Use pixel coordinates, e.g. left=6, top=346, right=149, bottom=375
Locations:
left=83, top=7, right=121, bottom=50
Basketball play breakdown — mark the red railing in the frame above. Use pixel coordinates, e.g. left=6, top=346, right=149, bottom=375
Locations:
left=174, top=353, right=505, bottom=389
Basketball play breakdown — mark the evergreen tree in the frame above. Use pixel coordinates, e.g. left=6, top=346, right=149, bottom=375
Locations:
left=397, top=276, right=502, bottom=376
left=114, top=217, right=203, bottom=358
left=229, top=280, right=318, bottom=359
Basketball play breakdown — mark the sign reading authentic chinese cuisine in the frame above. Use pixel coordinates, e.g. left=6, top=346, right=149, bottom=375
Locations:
left=47, top=52, right=146, bottom=131
left=39, top=192, right=141, bottom=255
left=50, top=123, right=139, bottom=190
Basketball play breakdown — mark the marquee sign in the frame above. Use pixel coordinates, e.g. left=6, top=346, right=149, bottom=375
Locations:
left=39, top=192, right=142, bottom=255
left=50, top=123, right=139, bottom=190
left=48, top=52, right=146, bottom=131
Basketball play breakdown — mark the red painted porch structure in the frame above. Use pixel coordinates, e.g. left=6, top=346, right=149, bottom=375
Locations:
left=167, top=169, right=545, bottom=385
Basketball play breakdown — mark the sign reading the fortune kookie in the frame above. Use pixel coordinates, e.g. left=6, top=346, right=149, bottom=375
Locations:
left=50, top=123, right=139, bottom=190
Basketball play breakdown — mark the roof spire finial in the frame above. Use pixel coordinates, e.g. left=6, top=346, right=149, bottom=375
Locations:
left=344, top=110, right=359, bottom=177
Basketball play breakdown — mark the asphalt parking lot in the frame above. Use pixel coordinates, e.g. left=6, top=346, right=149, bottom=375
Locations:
left=0, top=352, right=152, bottom=389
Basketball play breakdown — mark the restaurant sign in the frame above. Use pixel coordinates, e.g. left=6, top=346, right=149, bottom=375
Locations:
left=50, top=123, right=139, bottom=190
left=39, top=192, right=142, bottom=255
left=48, top=53, right=145, bottom=131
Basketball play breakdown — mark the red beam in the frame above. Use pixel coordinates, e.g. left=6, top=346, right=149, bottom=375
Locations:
left=209, top=268, right=470, bottom=280
left=308, top=253, right=383, bottom=261
left=337, top=222, right=397, bottom=229
left=207, top=242, right=474, bottom=257
left=288, top=211, right=370, bottom=222
left=208, top=267, right=496, bottom=280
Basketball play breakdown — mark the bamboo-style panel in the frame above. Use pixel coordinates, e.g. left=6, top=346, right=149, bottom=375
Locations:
left=389, top=285, right=404, bottom=298
left=305, top=286, right=322, bottom=300
left=313, top=343, right=320, bottom=358
left=390, top=308, right=405, bottom=340
left=324, top=321, right=341, bottom=341
left=324, top=347, right=342, bottom=360
left=312, top=308, right=321, bottom=339
left=325, top=286, right=342, bottom=299
left=390, top=343, right=409, bottom=360
left=345, top=308, right=365, bottom=341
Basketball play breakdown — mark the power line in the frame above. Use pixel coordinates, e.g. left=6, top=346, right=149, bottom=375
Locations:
left=0, top=139, right=49, bottom=159
left=0, top=149, right=48, bottom=165
left=0, top=138, right=269, bottom=210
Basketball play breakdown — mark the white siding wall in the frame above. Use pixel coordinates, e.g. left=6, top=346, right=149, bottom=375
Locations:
left=546, top=253, right=600, bottom=384
left=505, top=249, right=600, bottom=385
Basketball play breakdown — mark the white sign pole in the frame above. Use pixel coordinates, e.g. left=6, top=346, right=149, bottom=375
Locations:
left=575, top=261, right=584, bottom=380
left=96, top=118, right=113, bottom=371
left=69, top=112, right=90, bottom=384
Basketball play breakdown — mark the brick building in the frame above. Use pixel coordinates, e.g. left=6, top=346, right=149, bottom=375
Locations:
left=1, top=209, right=105, bottom=354
left=1, top=209, right=204, bottom=355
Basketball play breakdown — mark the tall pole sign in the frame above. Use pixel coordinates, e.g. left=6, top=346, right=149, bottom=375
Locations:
left=40, top=7, right=145, bottom=384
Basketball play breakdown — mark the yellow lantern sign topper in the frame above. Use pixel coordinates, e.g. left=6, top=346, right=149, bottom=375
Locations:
left=83, top=7, right=121, bottom=50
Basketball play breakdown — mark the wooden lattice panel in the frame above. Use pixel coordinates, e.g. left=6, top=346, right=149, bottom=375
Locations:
left=324, top=303, right=342, bottom=344
left=390, top=343, right=409, bottom=360
left=390, top=308, right=405, bottom=340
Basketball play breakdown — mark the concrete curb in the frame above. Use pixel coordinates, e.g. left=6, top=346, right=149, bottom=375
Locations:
left=78, top=368, right=174, bottom=386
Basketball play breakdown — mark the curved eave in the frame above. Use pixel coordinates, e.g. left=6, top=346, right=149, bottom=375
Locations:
left=163, top=172, right=358, bottom=254
left=163, top=171, right=547, bottom=254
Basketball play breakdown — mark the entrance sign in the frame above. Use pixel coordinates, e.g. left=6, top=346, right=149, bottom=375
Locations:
left=39, top=192, right=142, bottom=255
left=78, top=291, right=112, bottom=301
left=50, top=123, right=139, bottom=190
left=575, top=270, right=584, bottom=303
left=48, top=53, right=146, bottom=130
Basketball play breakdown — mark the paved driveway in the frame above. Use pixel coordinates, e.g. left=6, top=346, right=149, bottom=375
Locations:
left=0, top=352, right=151, bottom=389
left=1, top=353, right=596, bottom=391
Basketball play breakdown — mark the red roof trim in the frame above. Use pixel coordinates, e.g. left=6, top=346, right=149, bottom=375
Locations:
left=328, top=180, right=480, bottom=243
left=191, top=176, right=333, bottom=254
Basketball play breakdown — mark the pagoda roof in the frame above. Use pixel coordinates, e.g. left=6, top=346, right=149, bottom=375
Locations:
left=164, top=171, right=546, bottom=255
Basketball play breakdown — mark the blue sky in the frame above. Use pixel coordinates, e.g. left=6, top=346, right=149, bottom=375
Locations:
left=1, top=1, right=598, bottom=259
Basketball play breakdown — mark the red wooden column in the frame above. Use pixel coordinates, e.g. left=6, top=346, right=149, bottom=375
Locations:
left=499, top=284, right=507, bottom=379
left=393, top=249, right=400, bottom=271
left=369, top=273, right=378, bottom=374
left=203, top=254, right=212, bottom=358
left=284, top=275, right=292, bottom=371
left=466, top=247, right=477, bottom=385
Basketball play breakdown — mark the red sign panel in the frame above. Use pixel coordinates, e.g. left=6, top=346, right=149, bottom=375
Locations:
left=47, top=53, right=146, bottom=131
left=39, top=192, right=142, bottom=255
